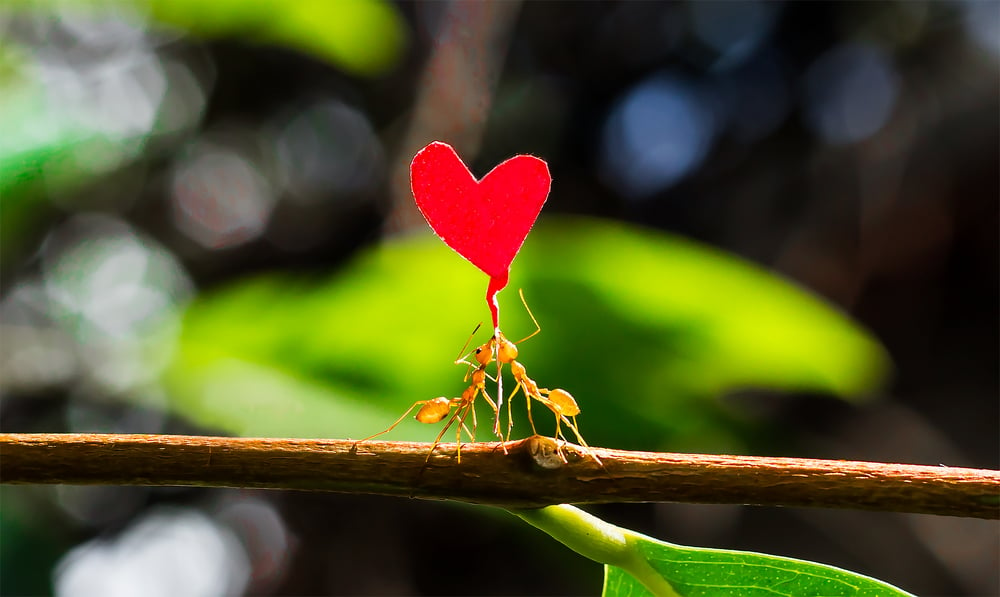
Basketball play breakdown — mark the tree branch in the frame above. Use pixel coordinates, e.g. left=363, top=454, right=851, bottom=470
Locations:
left=2, top=433, right=996, bottom=519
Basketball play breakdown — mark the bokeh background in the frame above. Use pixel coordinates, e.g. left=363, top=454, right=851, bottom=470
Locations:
left=1, top=1, right=997, bottom=595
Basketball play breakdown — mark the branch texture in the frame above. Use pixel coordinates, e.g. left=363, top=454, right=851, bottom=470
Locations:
left=2, top=433, right=997, bottom=519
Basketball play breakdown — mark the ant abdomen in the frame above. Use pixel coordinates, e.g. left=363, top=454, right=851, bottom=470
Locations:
left=416, top=397, right=452, bottom=423
left=546, top=389, right=580, bottom=417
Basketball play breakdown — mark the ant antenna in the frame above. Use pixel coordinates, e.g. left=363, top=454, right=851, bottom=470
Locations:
left=454, top=322, right=484, bottom=365
left=514, top=288, right=541, bottom=345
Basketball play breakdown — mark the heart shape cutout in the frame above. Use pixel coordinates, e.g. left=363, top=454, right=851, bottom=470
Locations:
left=411, top=141, right=551, bottom=280
left=411, top=142, right=551, bottom=326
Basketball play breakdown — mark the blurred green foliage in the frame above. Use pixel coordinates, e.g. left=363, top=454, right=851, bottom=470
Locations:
left=0, top=0, right=405, bottom=259
left=6, top=0, right=406, bottom=76
left=0, top=45, right=113, bottom=257
left=163, top=217, right=889, bottom=452
left=146, top=0, right=406, bottom=75
left=0, top=487, right=66, bottom=597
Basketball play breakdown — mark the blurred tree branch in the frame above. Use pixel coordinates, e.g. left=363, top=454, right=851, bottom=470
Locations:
left=387, top=0, right=522, bottom=233
left=2, top=433, right=996, bottom=519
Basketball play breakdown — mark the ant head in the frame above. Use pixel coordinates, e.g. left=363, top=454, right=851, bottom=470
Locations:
left=474, top=341, right=494, bottom=366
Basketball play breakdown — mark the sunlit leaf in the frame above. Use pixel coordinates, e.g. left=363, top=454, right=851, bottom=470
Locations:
left=514, top=505, right=913, bottom=597
left=517, top=218, right=887, bottom=399
left=7, top=0, right=406, bottom=76
left=161, top=217, right=889, bottom=451
left=147, top=0, right=407, bottom=76
left=604, top=536, right=915, bottom=597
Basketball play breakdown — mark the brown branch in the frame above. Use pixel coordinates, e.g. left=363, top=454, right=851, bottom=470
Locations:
left=2, top=433, right=997, bottom=519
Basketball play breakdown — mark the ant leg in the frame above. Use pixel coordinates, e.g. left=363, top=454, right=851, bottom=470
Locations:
left=525, top=389, right=540, bottom=436
left=469, top=397, right=478, bottom=441
left=480, top=392, right=503, bottom=437
left=356, top=401, right=428, bottom=443
left=481, top=391, right=499, bottom=417
left=480, top=370, right=503, bottom=439
left=550, top=411, right=570, bottom=464
left=481, top=390, right=508, bottom=453
left=479, top=386, right=509, bottom=453
left=460, top=421, right=474, bottom=441
left=504, top=382, right=524, bottom=442
left=454, top=399, right=479, bottom=463
left=528, top=393, right=570, bottom=463
left=416, top=406, right=464, bottom=481
left=560, top=415, right=604, bottom=467
left=456, top=406, right=465, bottom=461
left=561, top=415, right=587, bottom=446
left=493, top=361, right=504, bottom=436
left=425, top=404, right=468, bottom=462
left=479, top=385, right=495, bottom=414
left=457, top=386, right=480, bottom=442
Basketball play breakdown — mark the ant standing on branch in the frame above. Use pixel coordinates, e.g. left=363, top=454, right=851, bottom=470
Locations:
left=359, top=290, right=599, bottom=467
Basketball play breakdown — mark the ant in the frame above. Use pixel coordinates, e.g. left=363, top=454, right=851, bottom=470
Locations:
left=355, top=347, right=498, bottom=465
left=359, top=289, right=599, bottom=466
left=486, top=291, right=601, bottom=465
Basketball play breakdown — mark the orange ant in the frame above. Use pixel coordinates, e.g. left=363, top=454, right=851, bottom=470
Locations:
left=359, top=289, right=599, bottom=466
left=454, top=290, right=601, bottom=465
left=356, top=342, right=499, bottom=465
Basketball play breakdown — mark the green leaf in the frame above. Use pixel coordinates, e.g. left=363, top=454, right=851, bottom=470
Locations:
left=604, top=543, right=916, bottom=597
left=517, top=218, right=887, bottom=399
left=161, top=217, right=889, bottom=449
left=7, top=0, right=407, bottom=77
left=512, top=505, right=915, bottom=597
left=146, top=0, right=407, bottom=76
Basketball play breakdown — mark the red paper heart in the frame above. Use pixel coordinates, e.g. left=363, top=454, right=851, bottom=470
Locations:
left=411, top=142, right=551, bottom=327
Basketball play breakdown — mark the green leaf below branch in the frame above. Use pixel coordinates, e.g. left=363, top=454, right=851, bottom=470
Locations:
left=513, top=504, right=916, bottom=597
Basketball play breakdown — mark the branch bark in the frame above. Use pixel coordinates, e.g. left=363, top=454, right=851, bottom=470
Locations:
left=2, top=433, right=997, bottom=519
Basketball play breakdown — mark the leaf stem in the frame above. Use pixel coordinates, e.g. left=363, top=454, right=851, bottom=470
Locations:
left=511, top=505, right=680, bottom=596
